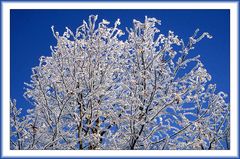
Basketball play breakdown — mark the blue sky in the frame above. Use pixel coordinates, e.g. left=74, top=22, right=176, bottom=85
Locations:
left=10, top=9, right=230, bottom=113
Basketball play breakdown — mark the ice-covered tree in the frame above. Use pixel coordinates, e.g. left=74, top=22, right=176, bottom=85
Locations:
left=10, top=15, right=230, bottom=150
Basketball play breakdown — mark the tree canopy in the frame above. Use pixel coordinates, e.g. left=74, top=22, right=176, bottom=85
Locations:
left=11, top=15, right=230, bottom=150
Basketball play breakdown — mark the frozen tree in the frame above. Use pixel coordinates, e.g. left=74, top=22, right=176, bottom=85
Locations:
left=10, top=15, right=230, bottom=150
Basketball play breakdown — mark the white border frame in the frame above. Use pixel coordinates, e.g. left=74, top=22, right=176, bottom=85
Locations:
left=1, top=2, right=239, bottom=158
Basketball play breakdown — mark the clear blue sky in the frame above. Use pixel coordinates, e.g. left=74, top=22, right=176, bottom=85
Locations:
left=10, top=9, right=230, bottom=113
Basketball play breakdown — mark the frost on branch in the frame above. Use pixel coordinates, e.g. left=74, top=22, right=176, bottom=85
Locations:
left=11, top=15, right=229, bottom=150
